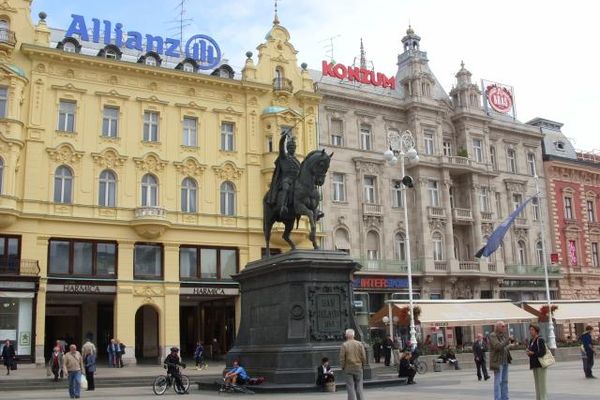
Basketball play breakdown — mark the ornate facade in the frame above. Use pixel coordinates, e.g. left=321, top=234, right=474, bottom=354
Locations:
left=0, top=0, right=319, bottom=364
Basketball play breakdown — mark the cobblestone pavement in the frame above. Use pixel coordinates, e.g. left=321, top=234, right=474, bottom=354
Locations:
left=2, top=361, right=598, bottom=399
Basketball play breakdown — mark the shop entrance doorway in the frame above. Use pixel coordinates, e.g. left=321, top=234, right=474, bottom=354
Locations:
left=45, top=305, right=81, bottom=360
left=135, top=305, right=159, bottom=362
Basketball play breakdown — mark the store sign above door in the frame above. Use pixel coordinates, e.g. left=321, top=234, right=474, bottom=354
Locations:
left=322, top=61, right=396, bottom=89
left=65, top=15, right=222, bottom=69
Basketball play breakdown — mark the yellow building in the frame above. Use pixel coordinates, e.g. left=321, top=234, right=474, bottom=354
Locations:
left=0, top=0, right=320, bottom=365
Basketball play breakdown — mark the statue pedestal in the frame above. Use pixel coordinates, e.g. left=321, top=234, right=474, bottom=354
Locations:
left=227, top=250, right=371, bottom=384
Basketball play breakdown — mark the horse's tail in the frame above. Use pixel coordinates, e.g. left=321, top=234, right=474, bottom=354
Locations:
left=295, top=215, right=301, bottom=229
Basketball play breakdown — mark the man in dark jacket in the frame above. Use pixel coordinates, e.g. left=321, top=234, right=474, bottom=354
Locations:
left=1, top=339, right=16, bottom=375
left=372, top=337, right=382, bottom=363
left=398, top=349, right=416, bottom=384
left=164, top=347, right=186, bottom=393
left=315, top=357, right=334, bottom=390
left=383, top=335, right=393, bottom=366
left=473, top=333, right=490, bottom=381
left=581, top=325, right=596, bottom=378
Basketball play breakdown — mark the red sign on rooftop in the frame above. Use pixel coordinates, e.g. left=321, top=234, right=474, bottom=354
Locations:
left=322, top=61, right=396, bottom=90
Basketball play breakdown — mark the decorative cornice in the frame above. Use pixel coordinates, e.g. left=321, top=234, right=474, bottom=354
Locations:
left=95, top=89, right=130, bottom=100
left=50, top=83, right=87, bottom=94
left=136, top=95, right=169, bottom=105
left=174, top=101, right=207, bottom=111
left=46, top=143, right=84, bottom=164
left=212, top=161, right=244, bottom=181
left=133, top=153, right=168, bottom=173
left=174, top=157, right=207, bottom=177
left=212, top=106, right=243, bottom=116
left=91, top=148, right=128, bottom=169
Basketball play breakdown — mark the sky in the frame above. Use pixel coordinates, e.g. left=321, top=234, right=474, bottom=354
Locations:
left=31, top=0, right=600, bottom=151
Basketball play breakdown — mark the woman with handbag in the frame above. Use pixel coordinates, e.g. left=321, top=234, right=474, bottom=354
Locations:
left=1, top=339, right=16, bottom=375
left=527, top=323, right=549, bottom=400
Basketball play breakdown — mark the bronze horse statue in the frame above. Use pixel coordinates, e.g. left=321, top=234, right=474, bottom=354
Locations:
left=263, top=148, right=332, bottom=256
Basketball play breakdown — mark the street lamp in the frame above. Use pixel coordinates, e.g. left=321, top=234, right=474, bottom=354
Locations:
left=384, top=130, right=419, bottom=350
left=533, top=171, right=557, bottom=350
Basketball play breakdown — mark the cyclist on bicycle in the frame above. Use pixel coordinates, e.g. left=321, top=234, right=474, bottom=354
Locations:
left=194, top=341, right=206, bottom=370
left=164, top=347, right=186, bottom=394
left=224, top=359, right=249, bottom=387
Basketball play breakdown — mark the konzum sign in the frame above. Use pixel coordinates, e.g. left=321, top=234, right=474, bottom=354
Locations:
left=322, top=61, right=396, bottom=89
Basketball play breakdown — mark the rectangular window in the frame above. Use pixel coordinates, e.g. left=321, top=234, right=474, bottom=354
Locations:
left=587, top=200, right=595, bottom=223
left=363, top=176, right=377, bottom=204
left=512, top=193, right=523, bottom=219
left=479, top=187, right=490, bottom=212
left=568, top=240, right=578, bottom=266
left=331, top=119, right=343, bottom=146
left=0, top=86, right=7, bottom=118
left=331, top=173, right=346, bottom=202
left=48, top=239, right=116, bottom=277
left=424, top=132, right=434, bottom=155
left=392, top=180, right=403, bottom=208
left=143, top=111, right=159, bottom=142
left=495, top=192, right=502, bottom=218
left=442, top=140, right=452, bottom=156
left=473, top=138, right=483, bottom=163
left=507, top=148, right=517, bottom=173
left=532, top=197, right=540, bottom=221
left=179, top=246, right=238, bottom=280
left=182, top=117, right=198, bottom=147
left=527, top=153, right=536, bottom=176
left=428, top=180, right=440, bottom=207
left=134, top=243, right=162, bottom=279
left=592, top=242, right=599, bottom=267
left=564, top=197, right=574, bottom=220
left=0, top=235, right=20, bottom=273
left=490, top=146, right=497, bottom=169
left=58, top=100, right=76, bottom=132
left=221, top=122, right=235, bottom=151
left=360, top=125, right=372, bottom=151
left=102, top=106, right=119, bottom=137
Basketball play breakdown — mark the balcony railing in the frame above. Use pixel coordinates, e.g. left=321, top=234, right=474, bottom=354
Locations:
left=433, top=261, right=448, bottom=271
left=428, top=207, right=446, bottom=218
left=505, top=264, right=561, bottom=276
left=452, top=208, right=473, bottom=221
left=362, top=203, right=383, bottom=216
left=273, top=77, right=293, bottom=93
left=487, top=262, right=497, bottom=272
left=449, top=156, right=470, bottom=166
left=0, top=259, right=40, bottom=276
left=481, top=211, right=493, bottom=221
left=134, top=206, right=167, bottom=219
left=0, top=29, right=16, bottom=46
left=358, top=258, right=423, bottom=274
left=458, top=261, right=480, bottom=271
left=514, top=217, right=528, bottom=226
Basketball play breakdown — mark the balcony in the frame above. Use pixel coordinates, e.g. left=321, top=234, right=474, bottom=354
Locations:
left=505, top=264, right=562, bottom=277
left=273, top=77, right=293, bottom=93
left=487, top=262, right=497, bottom=272
left=0, top=259, right=40, bottom=277
left=514, top=217, right=529, bottom=227
left=458, top=261, right=480, bottom=272
left=362, top=203, right=383, bottom=219
left=481, top=211, right=493, bottom=221
left=131, top=207, right=171, bottom=239
left=433, top=261, right=448, bottom=272
left=0, top=28, right=16, bottom=57
left=358, top=258, right=423, bottom=274
left=428, top=207, right=446, bottom=219
left=452, top=208, right=473, bottom=223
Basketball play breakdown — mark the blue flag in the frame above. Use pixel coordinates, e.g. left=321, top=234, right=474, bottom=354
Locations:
left=475, top=194, right=538, bottom=258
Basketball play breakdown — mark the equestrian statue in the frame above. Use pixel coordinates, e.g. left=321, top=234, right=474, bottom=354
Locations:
left=263, top=133, right=332, bottom=256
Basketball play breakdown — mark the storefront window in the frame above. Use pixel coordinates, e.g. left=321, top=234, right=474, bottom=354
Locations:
left=0, top=235, right=20, bottom=273
left=0, top=299, right=18, bottom=330
left=179, top=246, right=238, bottom=280
left=0, top=297, right=32, bottom=356
left=49, top=239, right=117, bottom=277
left=134, top=243, right=162, bottom=279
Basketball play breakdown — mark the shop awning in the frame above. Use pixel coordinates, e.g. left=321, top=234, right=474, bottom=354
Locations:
left=0, top=291, right=34, bottom=298
left=522, top=301, right=600, bottom=323
left=370, top=300, right=536, bottom=328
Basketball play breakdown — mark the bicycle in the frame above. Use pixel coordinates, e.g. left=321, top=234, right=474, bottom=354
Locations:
left=153, top=364, right=191, bottom=395
left=217, top=378, right=255, bottom=395
left=414, top=359, right=427, bottom=374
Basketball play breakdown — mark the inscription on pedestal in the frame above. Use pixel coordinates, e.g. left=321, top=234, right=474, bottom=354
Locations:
left=308, top=285, right=349, bottom=341
left=316, top=294, right=341, bottom=333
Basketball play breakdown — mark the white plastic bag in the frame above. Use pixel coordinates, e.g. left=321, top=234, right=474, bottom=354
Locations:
left=80, top=373, right=88, bottom=390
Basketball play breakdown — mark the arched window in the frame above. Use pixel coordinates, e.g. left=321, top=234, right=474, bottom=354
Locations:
left=432, top=232, right=443, bottom=261
left=274, top=67, right=284, bottom=88
left=182, top=62, right=194, bottom=72
left=63, top=41, right=76, bottom=53
left=220, top=181, right=236, bottom=216
left=0, top=157, right=3, bottom=194
left=517, top=240, right=527, bottom=265
left=98, top=169, right=116, bottom=207
left=536, top=241, right=544, bottom=266
left=527, top=152, right=536, bottom=176
left=145, top=56, right=157, bottom=66
left=141, top=174, right=158, bottom=207
left=394, top=232, right=406, bottom=261
left=181, top=177, right=197, bottom=213
left=54, top=165, right=73, bottom=204
left=334, top=228, right=350, bottom=253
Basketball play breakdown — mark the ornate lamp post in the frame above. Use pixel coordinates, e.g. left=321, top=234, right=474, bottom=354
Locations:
left=384, top=130, right=419, bottom=350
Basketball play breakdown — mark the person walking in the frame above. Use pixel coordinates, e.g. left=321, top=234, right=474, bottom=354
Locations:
left=383, top=334, right=393, bottom=366
left=339, top=328, right=366, bottom=400
left=580, top=325, right=596, bottom=378
left=84, top=348, right=96, bottom=391
left=194, top=341, right=206, bottom=370
left=63, top=344, right=85, bottom=399
left=371, top=337, right=382, bottom=364
left=211, top=338, right=221, bottom=361
left=489, top=321, right=513, bottom=400
left=1, top=339, right=16, bottom=375
left=48, top=346, right=64, bottom=381
left=115, top=339, right=125, bottom=368
left=527, top=323, right=548, bottom=400
left=473, top=333, right=490, bottom=381
left=107, top=338, right=117, bottom=367
left=81, top=338, right=96, bottom=359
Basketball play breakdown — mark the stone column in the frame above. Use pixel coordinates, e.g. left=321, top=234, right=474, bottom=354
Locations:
left=34, top=280, right=47, bottom=366
left=442, top=178, right=455, bottom=268
left=418, top=178, right=433, bottom=271
left=115, top=241, right=136, bottom=365
left=470, top=180, right=483, bottom=260
left=162, top=244, right=180, bottom=361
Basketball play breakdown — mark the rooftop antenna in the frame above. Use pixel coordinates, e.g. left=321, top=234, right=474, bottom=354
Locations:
left=320, top=35, right=341, bottom=63
left=166, top=0, right=193, bottom=54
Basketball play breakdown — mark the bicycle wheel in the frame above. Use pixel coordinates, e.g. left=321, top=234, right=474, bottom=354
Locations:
left=416, top=361, right=427, bottom=375
left=174, top=375, right=191, bottom=394
left=153, top=375, right=169, bottom=395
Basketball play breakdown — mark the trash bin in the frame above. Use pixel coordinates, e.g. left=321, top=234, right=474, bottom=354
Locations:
left=433, top=359, right=443, bottom=372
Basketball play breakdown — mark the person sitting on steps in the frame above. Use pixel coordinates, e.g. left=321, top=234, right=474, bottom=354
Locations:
left=224, top=360, right=249, bottom=387
left=398, top=349, right=417, bottom=384
left=316, top=357, right=335, bottom=391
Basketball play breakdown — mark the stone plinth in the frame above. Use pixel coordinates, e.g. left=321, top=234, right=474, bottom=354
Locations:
left=226, top=250, right=370, bottom=384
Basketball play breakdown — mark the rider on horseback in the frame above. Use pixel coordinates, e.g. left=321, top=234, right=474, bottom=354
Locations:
left=266, top=133, right=301, bottom=216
